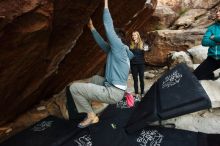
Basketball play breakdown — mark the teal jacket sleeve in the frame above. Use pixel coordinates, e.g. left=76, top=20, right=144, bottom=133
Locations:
left=91, top=29, right=110, bottom=53
left=202, top=28, right=216, bottom=47
left=213, top=35, right=220, bottom=42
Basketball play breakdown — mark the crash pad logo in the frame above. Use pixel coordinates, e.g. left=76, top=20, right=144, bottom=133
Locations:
left=31, top=121, right=54, bottom=132
left=74, top=134, right=92, bottom=146
left=162, top=70, right=183, bottom=89
left=137, top=130, right=163, bottom=146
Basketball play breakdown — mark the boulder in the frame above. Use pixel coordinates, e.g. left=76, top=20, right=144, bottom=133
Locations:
left=161, top=108, right=220, bottom=134
left=0, top=0, right=54, bottom=125
left=167, top=51, right=193, bottom=70
left=145, top=29, right=205, bottom=66
left=152, top=2, right=178, bottom=29
left=124, top=0, right=157, bottom=34
left=188, top=45, right=208, bottom=64
left=167, top=45, right=209, bottom=70
left=173, top=9, right=207, bottom=29
left=201, top=79, right=220, bottom=108
left=0, top=0, right=156, bottom=125
left=191, top=12, right=214, bottom=29
left=188, top=0, right=220, bottom=9
left=158, top=0, right=220, bottom=10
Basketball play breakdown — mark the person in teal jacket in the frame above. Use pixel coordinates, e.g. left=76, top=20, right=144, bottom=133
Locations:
left=193, top=7, right=220, bottom=80
left=68, top=0, right=134, bottom=128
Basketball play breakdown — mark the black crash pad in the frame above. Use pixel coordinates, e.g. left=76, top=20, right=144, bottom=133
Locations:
left=126, top=63, right=211, bottom=133
left=61, top=129, right=92, bottom=146
left=89, top=102, right=138, bottom=146
left=1, top=113, right=219, bottom=146
left=0, top=97, right=138, bottom=146
left=89, top=125, right=220, bottom=146
left=128, top=126, right=220, bottom=146
left=0, top=116, right=83, bottom=146
left=99, top=99, right=138, bottom=128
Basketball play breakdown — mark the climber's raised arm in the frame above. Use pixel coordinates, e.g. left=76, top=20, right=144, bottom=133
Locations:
left=103, top=0, right=124, bottom=51
left=88, top=18, right=110, bottom=53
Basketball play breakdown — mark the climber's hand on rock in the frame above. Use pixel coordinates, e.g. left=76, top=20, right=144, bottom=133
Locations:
left=104, top=0, right=108, bottom=8
left=88, top=18, right=95, bottom=30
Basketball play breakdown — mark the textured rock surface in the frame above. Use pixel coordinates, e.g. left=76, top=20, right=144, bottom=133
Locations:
left=143, top=0, right=220, bottom=66
left=201, top=80, right=220, bottom=108
left=161, top=108, right=220, bottom=134
left=159, top=0, right=220, bottom=10
left=191, top=13, right=214, bottom=29
left=124, top=0, right=158, bottom=34
left=167, top=51, right=194, bottom=70
left=0, top=0, right=54, bottom=125
left=167, top=45, right=208, bottom=69
left=139, top=0, right=220, bottom=33
left=173, top=9, right=207, bottom=29
left=188, top=45, right=208, bottom=64
left=0, top=0, right=156, bottom=125
left=142, top=0, right=220, bottom=33
left=144, top=29, right=205, bottom=65
left=151, top=1, right=178, bottom=29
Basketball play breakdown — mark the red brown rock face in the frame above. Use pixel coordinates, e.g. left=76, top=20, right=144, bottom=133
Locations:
left=125, top=0, right=158, bottom=33
left=0, top=0, right=156, bottom=125
left=144, top=29, right=205, bottom=66
left=0, top=0, right=54, bottom=125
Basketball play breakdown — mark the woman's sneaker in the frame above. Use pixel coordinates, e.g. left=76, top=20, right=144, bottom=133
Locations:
left=134, top=94, right=141, bottom=102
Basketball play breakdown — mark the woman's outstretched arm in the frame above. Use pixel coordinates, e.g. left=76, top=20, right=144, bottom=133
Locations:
left=88, top=19, right=110, bottom=53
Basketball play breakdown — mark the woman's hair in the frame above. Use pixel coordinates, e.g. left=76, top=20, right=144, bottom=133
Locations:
left=130, top=31, right=144, bottom=50
left=209, top=7, right=220, bottom=20
left=216, top=7, right=220, bottom=13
